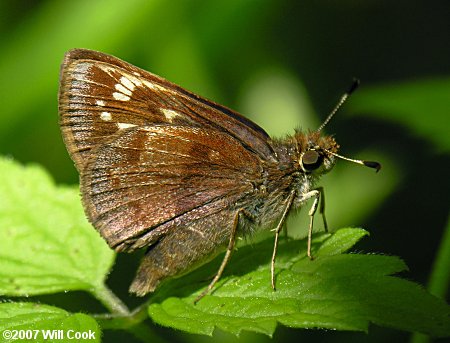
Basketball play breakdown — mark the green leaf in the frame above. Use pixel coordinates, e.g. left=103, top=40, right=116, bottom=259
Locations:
left=0, top=157, right=115, bottom=296
left=349, top=77, right=450, bottom=151
left=0, top=302, right=100, bottom=343
left=148, top=228, right=450, bottom=337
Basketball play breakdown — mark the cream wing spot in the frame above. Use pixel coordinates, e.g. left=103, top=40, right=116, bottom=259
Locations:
left=96, top=100, right=106, bottom=106
left=113, top=92, right=131, bottom=101
left=100, top=112, right=112, bottom=121
left=142, top=79, right=166, bottom=92
left=142, top=79, right=158, bottom=91
left=120, top=76, right=136, bottom=91
left=161, top=108, right=183, bottom=123
left=117, top=123, right=137, bottom=129
left=115, top=83, right=132, bottom=96
left=127, top=73, right=143, bottom=87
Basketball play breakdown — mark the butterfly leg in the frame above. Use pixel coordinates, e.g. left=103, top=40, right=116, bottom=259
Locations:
left=271, top=191, right=296, bottom=290
left=194, top=210, right=242, bottom=304
left=316, top=186, right=328, bottom=233
left=305, top=189, right=323, bottom=260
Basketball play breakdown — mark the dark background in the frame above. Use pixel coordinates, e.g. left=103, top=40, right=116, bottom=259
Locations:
left=1, top=1, right=449, bottom=342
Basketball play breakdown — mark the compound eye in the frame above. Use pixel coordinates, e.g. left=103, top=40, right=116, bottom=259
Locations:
left=301, top=150, right=323, bottom=171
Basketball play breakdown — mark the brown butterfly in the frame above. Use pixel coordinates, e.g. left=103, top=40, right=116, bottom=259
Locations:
left=58, top=49, right=380, bottom=302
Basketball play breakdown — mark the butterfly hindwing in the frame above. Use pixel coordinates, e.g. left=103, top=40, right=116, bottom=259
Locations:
left=81, top=125, right=261, bottom=251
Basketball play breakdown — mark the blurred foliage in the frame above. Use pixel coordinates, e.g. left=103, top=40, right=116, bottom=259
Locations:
left=0, top=0, right=449, bottom=342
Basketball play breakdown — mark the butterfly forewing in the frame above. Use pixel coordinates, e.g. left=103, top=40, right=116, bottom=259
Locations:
left=59, top=49, right=275, bottom=172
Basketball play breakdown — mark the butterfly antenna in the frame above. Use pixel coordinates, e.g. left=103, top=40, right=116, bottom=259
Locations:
left=324, top=148, right=381, bottom=172
left=317, top=79, right=380, bottom=172
left=317, top=78, right=360, bottom=132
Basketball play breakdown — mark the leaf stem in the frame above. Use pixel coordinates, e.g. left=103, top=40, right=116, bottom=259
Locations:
left=91, top=284, right=130, bottom=316
left=93, top=299, right=151, bottom=329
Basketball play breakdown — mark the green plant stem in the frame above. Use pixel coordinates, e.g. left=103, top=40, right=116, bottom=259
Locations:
left=93, top=297, right=167, bottom=343
left=91, top=284, right=130, bottom=316
left=426, top=214, right=450, bottom=299
left=409, top=215, right=450, bottom=343
left=94, top=299, right=150, bottom=329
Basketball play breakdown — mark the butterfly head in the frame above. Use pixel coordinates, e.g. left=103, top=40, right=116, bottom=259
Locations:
left=296, top=131, right=338, bottom=175
left=294, top=129, right=381, bottom=176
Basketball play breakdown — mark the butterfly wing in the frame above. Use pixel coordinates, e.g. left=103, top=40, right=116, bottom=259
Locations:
left=81, top=125, right=261, bottom=252
left=59, top=49, right=275, bottom=172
